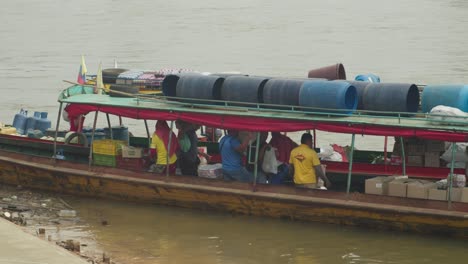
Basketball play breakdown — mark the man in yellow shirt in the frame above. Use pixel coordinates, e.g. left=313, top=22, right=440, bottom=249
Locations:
left=289, top=133, right=331, bottom=189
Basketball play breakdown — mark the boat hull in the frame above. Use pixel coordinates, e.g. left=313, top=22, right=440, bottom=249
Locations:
left=1, top=150, right=467, bottom=238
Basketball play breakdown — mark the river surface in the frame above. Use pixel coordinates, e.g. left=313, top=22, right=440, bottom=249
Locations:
left=1, top=0, right=468, bottom=263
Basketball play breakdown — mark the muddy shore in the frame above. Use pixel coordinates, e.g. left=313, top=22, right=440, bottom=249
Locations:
left=0, top=184, right=118, bottom=264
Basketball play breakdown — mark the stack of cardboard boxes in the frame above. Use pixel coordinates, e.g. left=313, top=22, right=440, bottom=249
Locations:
left=392, top=138, right=446, bottom=167
left=365, top=175, right=468, bottom=202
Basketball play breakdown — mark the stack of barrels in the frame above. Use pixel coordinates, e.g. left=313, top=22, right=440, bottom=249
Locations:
left=161, top=63, right=468, bottom=116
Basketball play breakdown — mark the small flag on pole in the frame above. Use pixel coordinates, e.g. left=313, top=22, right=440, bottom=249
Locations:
left=96, top=62, right=104, bottom=94
left=77, top=55, right=87, bottom=84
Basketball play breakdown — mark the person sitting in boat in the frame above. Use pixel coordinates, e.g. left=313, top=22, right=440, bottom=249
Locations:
left=269, top=132, right=298, bottom=164
left=149, top=121, right=179, bottom=174
left=289, top=133, right=331, bottom=189
left=176, top=120, right=210, bottom=176
left=268, top=132, right=297, bottom=184
left=219, top=130, right=266, bottom=183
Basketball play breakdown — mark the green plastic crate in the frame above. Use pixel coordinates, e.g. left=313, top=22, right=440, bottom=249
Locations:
left=129, top=136, right=151, bottom=148
left=93, top=153, right=117, bottom=167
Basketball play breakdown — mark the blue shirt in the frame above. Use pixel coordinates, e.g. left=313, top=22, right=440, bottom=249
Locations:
left=219, top=135, right=242, bottom=171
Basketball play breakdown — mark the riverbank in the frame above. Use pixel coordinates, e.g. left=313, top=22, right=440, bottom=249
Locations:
left=0, top=184, right=116, bottom=263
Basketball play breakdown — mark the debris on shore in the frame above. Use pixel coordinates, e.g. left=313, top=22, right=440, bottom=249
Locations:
left=0, top=185, right=117, bottom=264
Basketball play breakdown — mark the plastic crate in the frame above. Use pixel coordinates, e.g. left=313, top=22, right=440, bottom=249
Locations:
left=92, top=139, right=126, bottom=156
left=93, top=154, right=117, bottom=167
left=116, top=156, right=151, bottom=171
left=129, top=136, right=150, bottom=148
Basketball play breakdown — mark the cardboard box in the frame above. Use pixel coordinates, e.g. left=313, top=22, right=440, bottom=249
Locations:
left=407, top=155, right=424, bottom=167
left=428, top=188, right=447, bottom=201
left=461, top=188, right=468, bottom=203
left=450, top=188, right=462, bottom=202
left=407, top=180, right=436, bottom=199
left=121, top=145, right=144, bottom=158
left=388, top=178, right=415, bottom=197
left=365, top=176, right=395, bottom=195
left=425, top=140, right=446, bottom=152
left=424, top=152, right=441, bottom=167
left=407, top=142, right=425, bottom=155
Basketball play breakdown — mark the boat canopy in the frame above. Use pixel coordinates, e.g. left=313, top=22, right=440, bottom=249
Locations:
left=59, top=87, right=468, bottom=142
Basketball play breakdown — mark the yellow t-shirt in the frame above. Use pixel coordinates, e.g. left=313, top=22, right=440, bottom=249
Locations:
left=150, top=133, right=177, bottom=165
left=289, top=144, right=320, bottom=184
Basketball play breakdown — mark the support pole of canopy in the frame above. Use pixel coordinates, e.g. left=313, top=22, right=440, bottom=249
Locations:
left=53, top=102, right=63, bottom=160
left=144, top=120, right=150, bottom=148
left=106, top=114, right=113, bottom=139
left=166, top=120, right=174, bottom=179
left=400, top=137, right=406, bottom=176
left=252, top=132, right=261, bottom=190
left=346, top=133, right=356, bottom=197
left=384, top=136, right=388, bottom=172
left=448, top=142, right=456, bottom=209
left=119, top=116, right=123, bottom=126
left=313, top=129, right=317, bottom=149
left=88, top=111, right=99, bottom=169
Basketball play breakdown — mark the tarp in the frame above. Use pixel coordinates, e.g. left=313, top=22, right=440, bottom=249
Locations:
left=64, top=103, right=468, bottom=142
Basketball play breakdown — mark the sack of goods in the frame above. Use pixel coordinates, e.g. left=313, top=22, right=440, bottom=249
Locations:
left=262, top=146, right=279, bottom=174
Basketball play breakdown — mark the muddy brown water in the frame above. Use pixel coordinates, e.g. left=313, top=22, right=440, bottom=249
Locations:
left=1, top=0, right=468, bottom=263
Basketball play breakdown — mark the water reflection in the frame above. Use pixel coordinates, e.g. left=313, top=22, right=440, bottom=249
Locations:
left=68, top=197, right=467, bottom=264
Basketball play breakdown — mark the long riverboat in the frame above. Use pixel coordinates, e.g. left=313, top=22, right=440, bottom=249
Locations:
left=0, top=84, right=467, bottom=238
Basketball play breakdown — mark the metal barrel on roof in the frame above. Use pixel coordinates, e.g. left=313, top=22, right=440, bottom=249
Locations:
left=221, top=76, right=270, bottom=105
left=307, top=63, right=346, bottom=80
left=362, top=83, right=420, bottom=114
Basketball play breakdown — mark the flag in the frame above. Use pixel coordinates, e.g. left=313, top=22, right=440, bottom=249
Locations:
left=77, top=55, right=87, bottom=84
left=114, top=59, right=118, bottom=68
left=95, top=62, right=104, bottom=94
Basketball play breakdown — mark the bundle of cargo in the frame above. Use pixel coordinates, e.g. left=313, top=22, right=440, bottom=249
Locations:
left=365, top=175, right=468, bottom=203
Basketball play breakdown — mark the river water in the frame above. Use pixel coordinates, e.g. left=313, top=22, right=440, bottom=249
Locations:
left=1, top=0, right=468, bottom=263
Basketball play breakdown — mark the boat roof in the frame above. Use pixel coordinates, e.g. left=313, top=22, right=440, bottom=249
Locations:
left=59, top=85, right=468, bottom=142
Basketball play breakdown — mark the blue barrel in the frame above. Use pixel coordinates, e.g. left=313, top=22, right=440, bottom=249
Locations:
left=26, top=111, right=40, bottom=133
left=12, top=109, right=28, bottom=135
left=104, top=126, right=129, bottom=142
left=355, top=73, right=380, bottom=83
left=343, top=81, right=371, bottom=110
left=36, top=111, right=51, bottom=133
left=421, top=84, right=468, bottom=113
left=262, top=79, right=305, bottom=107
left=221, top=76, right=269, bottom=105
left=299, top=80, right=357, bottom=114
left=176, top=74, right=225, bottom=103
left=362, top=83, right=420, bottom=113
left=162, top=73, right=201, bottom=97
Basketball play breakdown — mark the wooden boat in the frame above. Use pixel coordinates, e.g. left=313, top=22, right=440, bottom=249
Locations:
left=1, top=84, right=468, bottom=238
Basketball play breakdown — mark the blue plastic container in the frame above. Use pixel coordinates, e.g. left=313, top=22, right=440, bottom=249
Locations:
left=221, top=76, right=270, bottom=105
left=262, top=79, right=305, bottom=107
left=104, top=126, right=129, bottom=142
left=421, top=84, right=468, bottom=113
left=26, top=111, right=41, bottom=133
left=12, top=109, right=28, bottom=135
left=176, top=74, right=225, bottom=103
left=36, top=111, right=51, bottom=133
left=355, top=73, right=381, bottom=83
left=299, top=80, right=357, bottom=114
left=362, top=83, right=419, bottom=114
